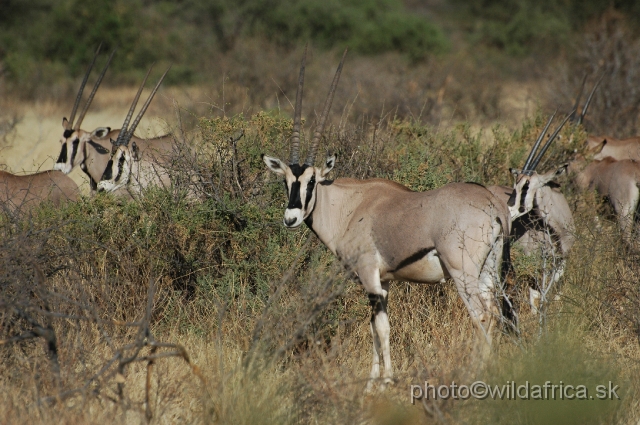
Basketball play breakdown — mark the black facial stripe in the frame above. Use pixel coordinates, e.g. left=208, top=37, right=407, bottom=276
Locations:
left=115, top=155, right=126, bottom=182
left=390, top=247, right=435, bottom=273
left=63, top=129, right=74, bottom=138
left=88, top=140, right=110, bottom=154
left=101, top=159, right=114, bottom=181
left=69, top=139, right=80, bottom=165
left=289, top=163, right=309, bottom=177
left=507, top=190, right=517, bottom=207
left=518, top=181, right=530, bottom=213
left=305, top=178, right=315, bottom=207
left=56, top=143, right=68, bottom=164
left=287, top=181, right=303, bottom=209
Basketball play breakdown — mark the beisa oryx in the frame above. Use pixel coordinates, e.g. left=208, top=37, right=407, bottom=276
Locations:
left=53, top=44, right=116, bottom=190
left=0, top=170, right=78, bottom=214
left=569, top=155, right=640, bottom=249
left=54, top=46, right=174, bottom=192
left=261, top=48, right=556, bottom=391
left=569, top=73, right=640, bottom=162
left=489, top=111, right=575, bottom=314
left=97, top=66, right=172, bottom=196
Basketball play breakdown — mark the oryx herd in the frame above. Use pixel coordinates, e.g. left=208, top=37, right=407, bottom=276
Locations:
left=3, top=44, right=640, bottom=392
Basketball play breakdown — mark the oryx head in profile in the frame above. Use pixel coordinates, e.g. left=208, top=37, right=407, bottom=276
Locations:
left=54, top=44, right=115, bottom=176
left=507, top=109, right=574, bottom=220
left=262, top=47, right=346, bottom=229
left=97, top=65, right=171, bottom=193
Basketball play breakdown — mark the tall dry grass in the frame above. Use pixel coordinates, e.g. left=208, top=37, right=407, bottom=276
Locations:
left=0, top=104, right=638, bottom=425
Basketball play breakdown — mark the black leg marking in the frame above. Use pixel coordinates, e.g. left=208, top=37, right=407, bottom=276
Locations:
left=368, top=293, right=385, bottom=320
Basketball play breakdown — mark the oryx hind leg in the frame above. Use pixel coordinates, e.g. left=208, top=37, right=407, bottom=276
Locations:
left=442, top=223, right=503, bottom=363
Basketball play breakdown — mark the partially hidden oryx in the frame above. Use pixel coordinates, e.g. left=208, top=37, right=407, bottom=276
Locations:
left=488, top=112, right=575, bottom=313
left=570, top=73, right=640, bottom=162
left=262, top=49, right=556, bottom=391
left=97, top=66, right=172, bottom=195
left=569, top=156, right=640, bottom=248
left=0, top=170, right=78, bottom=213
left=54, top=45, right=173, bottom=193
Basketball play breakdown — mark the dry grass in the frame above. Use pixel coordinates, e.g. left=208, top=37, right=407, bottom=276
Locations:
left=1, top=27, right=639, bottom=422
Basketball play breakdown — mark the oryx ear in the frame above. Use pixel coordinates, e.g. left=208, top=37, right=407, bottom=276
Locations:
left=537, top=165, right=568, bottom=186
left=595, top=139, right=607, bottom=153
left=262, top=154, right=288, bottom=175
left=555, top=163, right=569, bottom=176
left=321, top=154, right=336, bottom=177
left=132, top=142, right=141, bottom=161
left=62, top=117, right=70, bottom=129
left=92, top=127, right=111, bottom=139
left=109, top=138, right=118, bottom=154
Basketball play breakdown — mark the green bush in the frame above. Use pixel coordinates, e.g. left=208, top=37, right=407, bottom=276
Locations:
left=258, top=0, right=447, bottom=60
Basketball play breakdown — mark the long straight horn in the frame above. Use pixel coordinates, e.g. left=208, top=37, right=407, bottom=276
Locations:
left=114, top=66, right=153, bottom=146
left=529, top=109, right=575, bottom=171
left=304, top=48, right=347, bottom=166
left=67, top=43, right=102, bottom=129
left=74, top=48, right=116, bottom=131
left=122, top=65, right=171, bottom=146
left=569, top=73, right=587, bottom=123
left=522, top=110, right=556, bottom=172
left=578, top=73, right=604, bottom=125
left=290, top=46, right=307, bottom=165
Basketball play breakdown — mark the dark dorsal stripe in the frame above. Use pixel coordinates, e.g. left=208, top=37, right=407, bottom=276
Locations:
left=88, top=139, right=110, bottom=155
left=390, top=247, right=436, bottom=273
left=465, top=181, right=486, bottom=188
left=56, top=143, right=68, bottom=164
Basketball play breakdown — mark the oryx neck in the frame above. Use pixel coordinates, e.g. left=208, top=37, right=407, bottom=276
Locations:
left=303, top=178, right=363, bottom=254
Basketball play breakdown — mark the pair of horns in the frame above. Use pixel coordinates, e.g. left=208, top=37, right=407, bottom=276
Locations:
left=289, top=47, right=348, bottom=166
left=570, top=73, right=604, bottom=125
left=112, top=65, right=171, bottom=149
left=521, top=109, right=575, bottom=174
left=66, top=43, right=116, bottom=132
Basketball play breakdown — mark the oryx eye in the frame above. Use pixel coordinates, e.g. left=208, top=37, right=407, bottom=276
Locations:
left=308, top=175, right=316, bottom=186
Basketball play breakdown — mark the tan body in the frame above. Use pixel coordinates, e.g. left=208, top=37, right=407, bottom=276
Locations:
left=586, top=135, right=640, bottom=162
left=571, top=157, right=640, bottom=246
left=0, top=170, right=78, bottom=213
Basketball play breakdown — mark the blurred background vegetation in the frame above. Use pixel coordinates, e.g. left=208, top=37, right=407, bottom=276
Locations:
left=1, top=0, right=639, bottom=86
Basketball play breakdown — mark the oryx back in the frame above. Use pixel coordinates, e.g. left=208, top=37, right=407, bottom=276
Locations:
left=0, top=170, right=78, bottom=213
